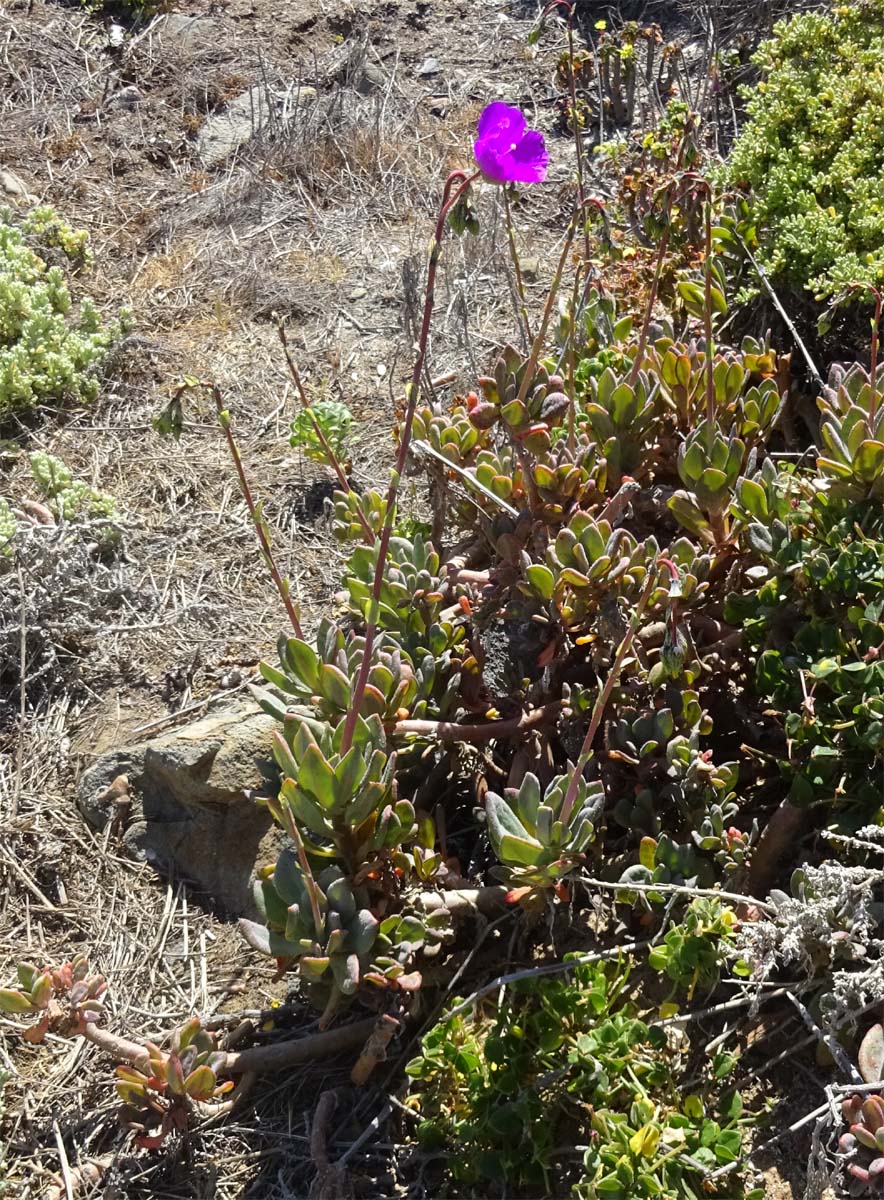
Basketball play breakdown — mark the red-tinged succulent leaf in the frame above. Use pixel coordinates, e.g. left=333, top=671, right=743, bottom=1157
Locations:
left=396, top=971, right=423, bottom=991
left=215, top=1080, right=235, bottom=1095
left=135, top=1133, right=167, bottom=1150
left=116, top=1065, right=147, bottom=1085
left=859, top=1024, right=884, bottom=1084
left=22, top=1014, right=50, bottom=1044
left=852, top=1123, right=879, bottom=1150
left=843, top=1094, right=864, bottom=1123
left=165, top=1053, right=186, bottom=1096
left=848, top=1164, right=871, bottom=1182
left=52, top=963, right=73, bottom=991
left=505, top=887, right=533, bottom=904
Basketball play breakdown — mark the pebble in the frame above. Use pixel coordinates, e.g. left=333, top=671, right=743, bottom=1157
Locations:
left=0, top=168, right=34, bottom=202
left=417, top=56, right=440, bottom=77
left=348, top=286, right=368, bottom=301
left=198, top=83, right=317, bottom=167
left=521, top=257, right=541, bottom=283
left=355, top=63, right=386, bottom=95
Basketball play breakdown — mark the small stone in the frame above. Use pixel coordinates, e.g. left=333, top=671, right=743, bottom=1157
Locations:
left=348, top=286, right=367, bottom=301
left=198, top=83, right=317, bottom=167
left=108, top=85, right=142, bottom=109
left=417, top=56, right=440, bottom=77
left=107, top=23, right=126, bottom=48
left=161, top=13, right=217, bottom=48
left=521, top=257, right=541, bottom=283
left=0, top=168, right=33, bottom=201
left=355, top=63, right=386, bottom=95
left=376, top=363, right=387, bottom=378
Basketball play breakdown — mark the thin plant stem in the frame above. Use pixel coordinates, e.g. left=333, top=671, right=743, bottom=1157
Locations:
left=339, top=169, right=480, bottom=756
left=703, top=198, right=716, bottom=451
left=567, top=263, right=582, bottom=455
left=278, top=324, right=376, bottom=544
left=211, top=386, right=303, bottom=639
left=544, top=1, right=592, bottom=266
left=559, top=566, right=659, bottom=828
left=278, top=800, right=325, bottom=939
left=629, top=197, right=671, bottom=387
left=503, top=187, right=532, bottom=345
left=515, top=200, right=586, bottom=410
left=871, top=288, right=881, bottom=427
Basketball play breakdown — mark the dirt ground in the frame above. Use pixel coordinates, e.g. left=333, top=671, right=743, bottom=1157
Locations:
left=0, top=0, right=822, bottom=1196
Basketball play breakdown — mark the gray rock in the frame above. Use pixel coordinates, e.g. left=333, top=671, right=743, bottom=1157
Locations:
left=348, top=286, right=367, bottom=301
left=160, top=14, right=217, bottom=50
left=354, top=63, right=386, bottom=96
left=0, top=168, right=35, bottom=202
left=417, top=57, right=440, bottom=78
left=198, top=83, right=317, bottom=167
left=520, top=257, right=541, bottom=283
left=77, top=701, right=284, bottom=915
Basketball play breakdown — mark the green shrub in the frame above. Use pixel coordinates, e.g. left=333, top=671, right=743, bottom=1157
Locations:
left=728, top=1, right=884, bottom=298
left=0, top=205, right=127, bottom=424
left=406, top=958, right=758, bottom=1198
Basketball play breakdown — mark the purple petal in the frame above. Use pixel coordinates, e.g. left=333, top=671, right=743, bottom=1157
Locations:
left=473, top=138, right=510, bottom=184
left=507, top=129, right=549, bottom=183
left=477, top=101, right=526, bottom=142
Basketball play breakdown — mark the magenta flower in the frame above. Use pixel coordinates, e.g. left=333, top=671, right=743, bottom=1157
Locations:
left=473, top=102, right=549, bottom=185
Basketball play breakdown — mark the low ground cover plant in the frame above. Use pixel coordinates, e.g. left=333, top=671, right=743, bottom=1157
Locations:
left=728, top=0, right=884, bottom=300
left=0, top=205, right=127, bottom=424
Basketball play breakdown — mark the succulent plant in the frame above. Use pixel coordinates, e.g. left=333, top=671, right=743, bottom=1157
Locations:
left=265, top=710, right=409, bottom=869
left=839, top=1089, right=884, bottom=1191
left=115, top=1017, right=232, bottom=1149
left=290, top=399, right=353, bottom=468
left=257, top=617, right=453, bottom=726
left=670, top=420, right=746, bottom=544
left=332, top=486, right=387, bottom=543
left=0, top=954, right=107, bottom=1043
left=241, top=854, right=448, bottom=1010
left=525, top=510, right=658, bottom=632
left=609, top=691, right=739, bottom=848
left=483, top=770, right=604, bottom=887
left=581, top=366, right=659, bottom=486
left=411, top=401, right=486, bottom=466
left=474, top=344, right=570, bottom=443
left=345, top=532, right=447, bottom=641
left=817, top=362, right=884, bottom=497
left=619, top=832, right=716, bottom=900
left=529, top=432, right=605, bottom=521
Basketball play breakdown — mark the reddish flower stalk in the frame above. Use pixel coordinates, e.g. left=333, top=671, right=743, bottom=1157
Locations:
left=558, top=565, right=659, bottom=829
left=503, top=186, right=533, bottom=345
left=871, top=288, right=882, bottom=428
left=211, top=386, right=304, bottom=639
left=848, top=283, right=883, bottom=429
left=339, top=169, right=480, bottom=756
left=703, top=197, right=716, bottom=451
left=629, top=196, right=672, bottom=387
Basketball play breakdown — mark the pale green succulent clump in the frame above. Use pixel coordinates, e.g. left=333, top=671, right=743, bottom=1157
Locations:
left=29, top=450, right=119, bottom=526
left=0, top=205, right=128, bottom=421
